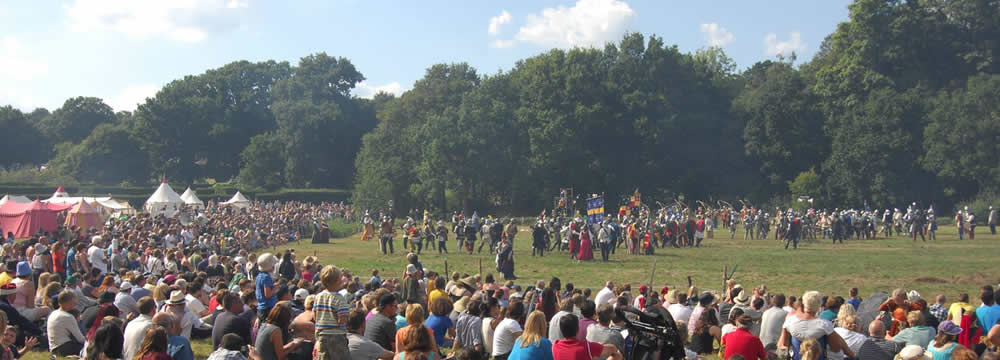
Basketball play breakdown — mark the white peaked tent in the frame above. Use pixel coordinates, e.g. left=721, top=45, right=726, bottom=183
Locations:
left=0, top=195, right=31, bottom=206
left=43, top=186, right=112, bottom=204
left=180, top=187, right=204, bottom=209
left=144, top=181, right=185, bottom=217
left=222, top=191, right=251, bottom=209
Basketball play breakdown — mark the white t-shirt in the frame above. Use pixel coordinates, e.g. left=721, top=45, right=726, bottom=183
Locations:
left=549, top=310, right=571, bottom=341
left=668, top=304, right=693, bottom=326
left=185, top=294, right=207, bottom=315
left=491, top=318, right=522, bottom=356
left=87, top=246, right=108, bottom=274
left=481, top=317, right=495, bottom=355
left=165, top=234, right=177, bottom=248
left=595, top=287, right=616, bottom=305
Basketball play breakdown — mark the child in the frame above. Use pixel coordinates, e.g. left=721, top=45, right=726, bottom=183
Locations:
left=313, top=265, right=350, bottom=360
left=369, top=269, right=381, bottom=288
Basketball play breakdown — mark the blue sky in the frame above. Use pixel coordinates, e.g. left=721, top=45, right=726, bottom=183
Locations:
left=0, top=0, right=851, bottom=112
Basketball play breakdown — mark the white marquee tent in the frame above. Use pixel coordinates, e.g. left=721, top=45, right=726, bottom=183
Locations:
left=144, top=181, right=185, bottom=217
left=43, top=186, right=112, bottom=204
left=222, top=191, right=251, bottom=209
left=0, top=195, right=30, bottom=206
left=180, top=187, right=204, bottom=209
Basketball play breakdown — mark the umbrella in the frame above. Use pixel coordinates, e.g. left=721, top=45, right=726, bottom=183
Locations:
left=857, top=291, right=890, bottom=333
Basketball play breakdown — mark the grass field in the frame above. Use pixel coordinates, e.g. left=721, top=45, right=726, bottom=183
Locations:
left=24, top=223, right=998, bottom=360
left=272, top=224, right=998, bottom=298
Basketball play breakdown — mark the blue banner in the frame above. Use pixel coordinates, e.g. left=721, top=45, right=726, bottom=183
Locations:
left=587, top=196, right=604, bottom=224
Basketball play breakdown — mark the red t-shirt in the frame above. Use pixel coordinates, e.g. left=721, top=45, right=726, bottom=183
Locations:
left=553, top=338, right=604, bottom=360
left=722, top=328, right=766, bottom=360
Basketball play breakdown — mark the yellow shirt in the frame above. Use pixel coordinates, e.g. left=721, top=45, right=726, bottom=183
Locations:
left=0, top=272, right=12, bottom=287
left=428, top=289, right=447, bottom=307
left=948, top=302, right=975, bottom=321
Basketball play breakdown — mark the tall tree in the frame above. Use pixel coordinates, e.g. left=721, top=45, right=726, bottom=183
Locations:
left=38, top=97, right=117, bottom=155
left=0, top=106, right=48, bottom=167
left=48, top=123, right=150, bottom=184
left=271, top=53, right=374, bottom=188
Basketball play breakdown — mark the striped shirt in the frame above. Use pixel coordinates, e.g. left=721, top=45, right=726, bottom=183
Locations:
left=314, top=290, right=350, bottom=335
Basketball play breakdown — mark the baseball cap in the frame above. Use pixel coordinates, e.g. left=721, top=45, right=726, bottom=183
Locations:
left=294, top=288, right=309, bottom=301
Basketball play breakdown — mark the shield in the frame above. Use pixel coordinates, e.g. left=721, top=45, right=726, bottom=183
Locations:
left=857, top=291, right=890, bottom=332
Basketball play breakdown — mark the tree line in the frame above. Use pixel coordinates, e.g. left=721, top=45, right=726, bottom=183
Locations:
left=1, top=0, right=997, bottom=214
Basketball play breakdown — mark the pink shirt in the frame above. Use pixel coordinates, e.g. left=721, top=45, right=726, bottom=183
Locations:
left=11, top=278, right=31, bottom=309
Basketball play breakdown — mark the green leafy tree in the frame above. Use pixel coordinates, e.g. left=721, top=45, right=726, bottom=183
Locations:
left=236, top=133, right=285, bottom=190
left=736, top=61, right=826, bottom=193
left=48, top=124, right=149, bottom=184
left=38, top=97, right=117, bottom=156
left=923, top=73, right=1000, bottom=198
left=271, top=53, right=374, bottom=188
left=0, top=106, right=48, bottom=167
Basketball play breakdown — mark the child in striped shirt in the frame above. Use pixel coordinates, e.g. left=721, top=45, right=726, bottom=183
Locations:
left=314, top=265, right=350, bottom=360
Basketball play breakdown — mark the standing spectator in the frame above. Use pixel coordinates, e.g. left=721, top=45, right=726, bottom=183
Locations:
left=313, top=265, right=350, bottom=360
left=47, top=290, right=86, bottom=356
left=586, top=304, right=624, bottom=360
left=510, top=311, right=553, bottom=360
left=87, top=238, right=108, bottom=276
left=255, top=253, right=278, bottom=323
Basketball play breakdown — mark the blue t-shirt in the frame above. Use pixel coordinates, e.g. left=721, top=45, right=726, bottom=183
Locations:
left=395, top=315, right=408, bottom=330
left=509, top=338, right=553, bottom=360
left=846, top=298, right=861, bottom=310
left=976, top=305, right=1000, bottom=335
left=255, top=272, right=276, bottom=311
left=425, top=314, right=453, bottom=345
left=167, top=335, right=194, bottom=360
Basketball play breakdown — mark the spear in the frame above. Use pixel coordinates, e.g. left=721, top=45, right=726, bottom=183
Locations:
left=648, top=259, right=657, bottom=287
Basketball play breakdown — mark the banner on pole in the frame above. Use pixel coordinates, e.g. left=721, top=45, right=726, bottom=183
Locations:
left=587, top=196, right=604, bottom=224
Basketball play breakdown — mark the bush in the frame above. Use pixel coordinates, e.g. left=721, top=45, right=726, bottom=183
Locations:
left=327, top=217, right=359, bottom=238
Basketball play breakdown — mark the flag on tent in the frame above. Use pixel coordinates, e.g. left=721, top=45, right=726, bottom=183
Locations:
left=587, top=196, right=604, bottom=224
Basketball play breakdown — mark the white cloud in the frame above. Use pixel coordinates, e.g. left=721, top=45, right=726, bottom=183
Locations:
left=354, top=81, right=406, bottom=99
left=764, top=32, right=806, bottom=57
left=491, top=40, right=517, bottom=49
left=500, top=0, right=635, bottom=49
left=64, top=0, right=248, bottom=43
left=488, top=10, right=512, bottom=35
left=699, top=23, right=734, bottom=47
left=0, top=36, right=48, bottom=109
left=108, top=83, right=160, bottom=112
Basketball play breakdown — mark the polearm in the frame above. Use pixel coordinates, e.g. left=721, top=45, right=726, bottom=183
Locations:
left=648, top=259, right=657, bottom=287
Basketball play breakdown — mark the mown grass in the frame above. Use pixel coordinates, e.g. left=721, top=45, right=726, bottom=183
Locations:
left=24, top=224, right=998, bottom=360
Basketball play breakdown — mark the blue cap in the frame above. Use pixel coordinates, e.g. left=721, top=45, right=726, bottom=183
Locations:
left=15, top=261, right=31, bottom=277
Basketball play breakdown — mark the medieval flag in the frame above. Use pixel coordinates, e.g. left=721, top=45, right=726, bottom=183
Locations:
left=628, top=189, right=642, bottom=209
left=587, top=196, right=604, bottom=224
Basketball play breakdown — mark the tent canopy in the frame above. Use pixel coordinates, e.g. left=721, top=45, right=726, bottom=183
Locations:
left=180, top=187, right=204, bottom=208
left=65, top=200, right=103, bottom=230
left=144, top=181, right=185, bottom=217
left=222, top=191, right=251, bottom=209
left=0, top=195, right=31, bottom=206
left=51, top=186, right=68, bottom=198
left=0, top=200, right=74, bottom=238
left=43, top=186, right=112, bottom=204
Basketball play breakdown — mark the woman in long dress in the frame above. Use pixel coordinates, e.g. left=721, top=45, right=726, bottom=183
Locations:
left=568, top=221, right=580, bottom=260
left=578, top=227, right=594, bottom=261
left=497, top=240, right=516, bottom=280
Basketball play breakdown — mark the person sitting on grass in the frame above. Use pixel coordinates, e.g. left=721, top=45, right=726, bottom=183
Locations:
left=47, top=289, right=86, bottom=356
left=551, top=313, right=622, bottom=360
